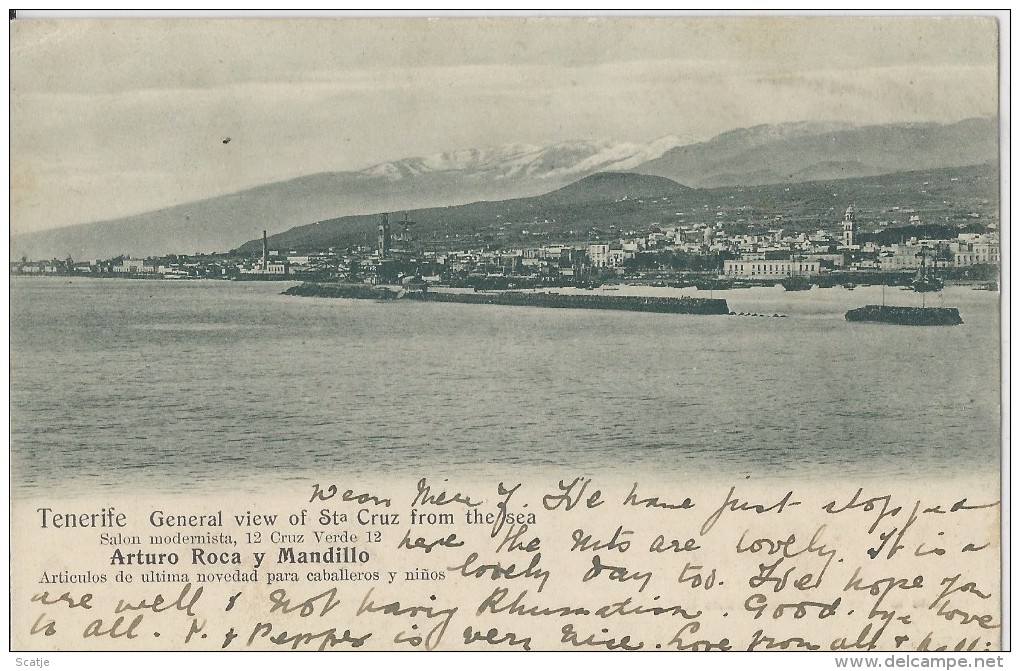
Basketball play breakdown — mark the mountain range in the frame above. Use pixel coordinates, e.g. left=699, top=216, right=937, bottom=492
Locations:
left=10, top=117, right=998, bottom=261
left=634, top=117, right=998, bottom=187
left=235, top=162, right=998, bottom=255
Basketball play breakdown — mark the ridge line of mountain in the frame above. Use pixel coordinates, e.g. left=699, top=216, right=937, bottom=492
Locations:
left=11, top=117, right=997, bottom=261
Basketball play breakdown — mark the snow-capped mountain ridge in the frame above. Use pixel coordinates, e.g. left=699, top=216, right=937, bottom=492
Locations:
left=359, top=136, right=685, bottom=182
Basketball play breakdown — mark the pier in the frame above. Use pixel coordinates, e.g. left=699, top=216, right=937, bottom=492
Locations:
left=283, top=283, right=729, bottom=315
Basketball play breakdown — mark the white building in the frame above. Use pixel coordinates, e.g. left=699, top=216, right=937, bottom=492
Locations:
left=239, top=260, right=289, bottom=275
left=723, top=259, right=819, bottom=278
left=588, top=244, right=610, bottom=268
left=877, top=245, right=924, bottom=271
left=952, top=234, right=999, bottom=267
left=607, top=248, right=632, bottom=267
left=112, top=258, right=156, bottom=274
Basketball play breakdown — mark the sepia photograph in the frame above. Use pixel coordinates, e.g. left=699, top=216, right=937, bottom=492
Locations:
left=8, top=12, right=1006, bottom=658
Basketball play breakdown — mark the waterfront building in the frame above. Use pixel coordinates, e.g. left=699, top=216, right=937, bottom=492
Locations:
left=112, top=258, right=156, bottom=274
left=722, top=258, right=819, bottom=278
left=238, top=260, right=289, bottom=275
left=877, top=244, right=924, bottom=271
left=952, top=233, right=999, bottom=267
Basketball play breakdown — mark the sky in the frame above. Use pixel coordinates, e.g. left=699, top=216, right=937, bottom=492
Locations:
left=9, top=14, right=1001, bottom=235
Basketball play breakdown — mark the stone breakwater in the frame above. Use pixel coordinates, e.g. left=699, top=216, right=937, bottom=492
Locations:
left=844, top=305, right=963, bottom=326
left=283, top=283, right=729, bottom=315
left=284, top=283, right=400, bottom=300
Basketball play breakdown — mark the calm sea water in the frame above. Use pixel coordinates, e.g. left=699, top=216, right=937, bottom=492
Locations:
left=10, top=278, right=1002, bottom=493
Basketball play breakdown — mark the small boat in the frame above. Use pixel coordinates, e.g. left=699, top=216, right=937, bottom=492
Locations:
left=694, top=279, right=733, bottom=291
left=912, top=277, right=944, bottom=293
left=780, top=276, right=812, bottom=291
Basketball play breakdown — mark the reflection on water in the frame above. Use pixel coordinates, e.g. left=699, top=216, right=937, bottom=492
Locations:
left=10, top=278, right=1001, bottom=494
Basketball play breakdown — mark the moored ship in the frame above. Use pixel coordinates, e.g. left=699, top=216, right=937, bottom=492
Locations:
left=911, top=246, right=945, bottom=293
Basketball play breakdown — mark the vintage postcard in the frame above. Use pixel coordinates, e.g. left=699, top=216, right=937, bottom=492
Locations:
left=8, top=14, right=1006, bottom=658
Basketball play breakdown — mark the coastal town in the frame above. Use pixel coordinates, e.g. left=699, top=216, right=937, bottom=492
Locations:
left=11, top=204, right=1000, bottom=291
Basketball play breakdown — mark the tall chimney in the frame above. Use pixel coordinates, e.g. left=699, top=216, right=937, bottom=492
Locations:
left=262, top=230, right=268, bottom=270
left=378, top=214, right=391, bottom=258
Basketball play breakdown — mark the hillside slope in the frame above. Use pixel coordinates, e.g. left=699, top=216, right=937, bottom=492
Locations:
left=236, top=163, right=998, bottom=254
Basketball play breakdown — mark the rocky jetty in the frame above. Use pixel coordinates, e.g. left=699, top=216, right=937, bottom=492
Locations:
left=844, top=305, right=963, bottom=326
left=283, top=283, right=400, bottom=300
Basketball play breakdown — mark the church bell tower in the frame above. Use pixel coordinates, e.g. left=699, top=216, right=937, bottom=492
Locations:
left=842, top=205, right=857, bottom=247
